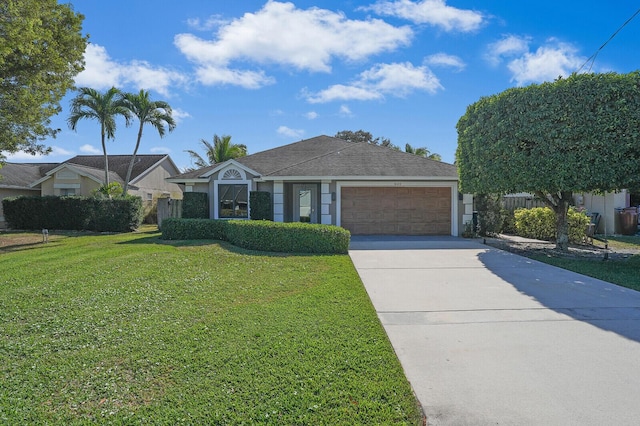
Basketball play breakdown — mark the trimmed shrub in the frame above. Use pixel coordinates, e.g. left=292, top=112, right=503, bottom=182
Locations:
left=160, top=218, right=227, bottom=241
left=225, top=220, right=350, bottom=254
left=568, top=209, right=590, bottom=243
left=249, top=191, right=273, bottom=221
left=182, top=192, right=209, bottom=219
left=160, top=218, right=351, bottom=254
left=514, top=207, right=589, bottom=243
left=2, top=195, right=143, bottom=232
left=88, top=196, right=144, bottom=232
left=475, top=193, right=506, bottom=236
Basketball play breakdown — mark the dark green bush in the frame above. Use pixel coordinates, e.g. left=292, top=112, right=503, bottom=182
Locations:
left=2, top=195, right=143, bottom=232
left=249, top=191, right=273, bottom=221
left=160, top=218, right=227, bottom=240
left=88, top=196, right=144, bottom=232
left=514, top=207, right=589, bottom=243
left=182, top=192, right=209, bottom=219
left=160, top=218, right=350, bottom=254
left=475, top=193, right=507, bottom=236
left=225, top=220, right=350, bottom=254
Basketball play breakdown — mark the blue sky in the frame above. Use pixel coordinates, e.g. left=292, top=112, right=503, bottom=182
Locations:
left=6, top=1, right=639, bottom=170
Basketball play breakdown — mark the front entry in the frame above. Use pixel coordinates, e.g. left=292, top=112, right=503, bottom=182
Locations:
left=293, top=184, right=318, bottom=223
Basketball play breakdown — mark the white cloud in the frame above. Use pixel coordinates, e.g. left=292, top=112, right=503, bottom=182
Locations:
left=306, top=62, right=442, bottom=103
left=174, top=1, right=412, bottom=88
left=75, top=44, right=187, bottom=96
left=186, top=15, right=228, bottom=31
left=193, top=64, right=275, bottom=89
left=277, top=126, right=304, bottom=138
left=79, top=144, right=101, bottom=154
left=487, top=36, right=587, bottom=85
left=305, top=111, right=319, bottom=120
left=485, top=34, right=530, bottom=66
left=425, top=53, right=465, bottom=71
left=508, top=41, right=586, bottom=85
left=365, top=0, right=485, bottom=32
left=150, top=146, right=172, bottom=154
left=171, top=108, right=191, bottom=124
left=339, top=105, right=353, bottom=117
left=3, top=145, right=74, bottom=161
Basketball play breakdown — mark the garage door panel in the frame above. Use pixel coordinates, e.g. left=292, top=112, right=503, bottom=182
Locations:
left=341, top=186, right=451, bottom=236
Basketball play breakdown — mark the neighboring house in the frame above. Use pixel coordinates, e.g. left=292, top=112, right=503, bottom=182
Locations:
left=28, top=155, right=183, bottom=200
left=0, top=155, right=183, bottom=228
left=168, top=135, right=471, bottom=236
left=0, top=162, right=57, bottom=227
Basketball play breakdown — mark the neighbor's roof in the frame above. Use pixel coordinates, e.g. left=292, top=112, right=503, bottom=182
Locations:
left=170, top=135, right=457, bottom=180
left=63, top=154, right=172, bottom=182
left=0, top=163, right=58, bottom=188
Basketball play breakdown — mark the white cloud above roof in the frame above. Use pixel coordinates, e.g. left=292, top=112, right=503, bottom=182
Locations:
left=75, top=44, right=187, bottom=96
left=365, top=0, right=485, bottom=32
left=486, top=35, right=587, bottom=85
left=306, top=62, right=442, bottom=103
left=79, top=144, right=101, bottom=154
left=175, top=1, right=412, bottom=88
left=277, top=126, right=304, bottom=138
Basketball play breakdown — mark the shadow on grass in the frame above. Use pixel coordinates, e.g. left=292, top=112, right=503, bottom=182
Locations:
left=118, top=235, right=337, bottom=258
left=477, top=248, right=640, bottom=343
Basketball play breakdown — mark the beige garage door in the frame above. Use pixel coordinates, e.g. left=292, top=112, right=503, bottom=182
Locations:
left=341, top=187, right=451, bottom=235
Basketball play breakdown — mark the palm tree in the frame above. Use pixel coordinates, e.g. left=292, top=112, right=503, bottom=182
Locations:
left=121, top=90, right=176, bottom=194
left=68, top=87, right=131, bottom=186
left=405, top=143, right=442, bottom=161
left=185, top=134, right=247, bottom=168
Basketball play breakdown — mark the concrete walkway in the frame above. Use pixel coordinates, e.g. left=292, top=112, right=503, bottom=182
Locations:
left=349, top=236, right=640, bottom=425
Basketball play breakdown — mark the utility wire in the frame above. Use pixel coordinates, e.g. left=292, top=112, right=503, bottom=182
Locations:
left=576, top=7, right=640, bottom=73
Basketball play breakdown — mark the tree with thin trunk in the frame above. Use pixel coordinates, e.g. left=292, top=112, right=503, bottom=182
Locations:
left=121, top=90, right=176, bottom=195
left=405, top=143, right=442, bottom=161
left=68, top=87, right=131, bottom=186
left=185, top=134, right=247, bottom=169
left=456, top=72, right=640, bottom=251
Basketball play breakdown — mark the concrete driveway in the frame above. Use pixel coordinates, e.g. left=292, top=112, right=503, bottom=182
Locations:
left=349, top=236, right=640, bottom=425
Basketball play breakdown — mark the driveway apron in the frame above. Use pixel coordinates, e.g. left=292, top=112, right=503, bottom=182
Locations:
left=349, top=236, right=640, bottom=425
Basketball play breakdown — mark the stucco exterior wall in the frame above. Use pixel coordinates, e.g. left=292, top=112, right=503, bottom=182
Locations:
left=131, top=160, right=183, bottom=200
left=575, top=190, right=629, bottom=235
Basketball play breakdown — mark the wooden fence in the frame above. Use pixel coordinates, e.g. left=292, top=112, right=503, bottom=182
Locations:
left=502, top=195, right=546, bottom=211
left=157, top=198, right=182, bottom=227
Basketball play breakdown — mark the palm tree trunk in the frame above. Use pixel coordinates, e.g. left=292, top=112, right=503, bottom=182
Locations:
left=124, top=123, right=144, bottom=195
left=101, top=125, right=109, bottom=186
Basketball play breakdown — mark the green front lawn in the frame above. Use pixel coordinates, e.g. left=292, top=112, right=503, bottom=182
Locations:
left=0, top=228, right=422, bottom=425
left=529, top=254, right=640, bottom=292
left=530, top=235, right=640, bottom=291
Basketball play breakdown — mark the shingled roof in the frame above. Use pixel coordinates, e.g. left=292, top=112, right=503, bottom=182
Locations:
left=0, top=163, right=58, bottom=188
left=170, top=135, right=457, bottom=180
left=1, top=154, right=173, bottom=188
left=242, top=135, right=457, bottom=178
left=63, top=155, right=170, bottom=182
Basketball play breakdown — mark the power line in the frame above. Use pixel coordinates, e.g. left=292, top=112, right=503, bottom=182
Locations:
left=576, top=7, right=640, bottom=73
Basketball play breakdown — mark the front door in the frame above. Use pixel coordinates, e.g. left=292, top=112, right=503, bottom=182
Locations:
left=293, top=184, right=317, bottom=223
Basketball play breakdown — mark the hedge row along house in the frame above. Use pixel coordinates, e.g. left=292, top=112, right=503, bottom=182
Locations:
left=168, top=135, right=472, bottom=236
left=0, top=154, right=182, bottom=228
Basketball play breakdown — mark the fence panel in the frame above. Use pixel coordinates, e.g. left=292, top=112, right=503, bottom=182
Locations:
left=157, top=198, right=182, bottom=227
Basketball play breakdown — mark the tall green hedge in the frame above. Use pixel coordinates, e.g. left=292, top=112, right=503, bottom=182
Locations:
left=160, top=218, right=350, bottom=254
left=2, top=195, right=143, bottom=232
left=182, top=192, right=209, bottom=219
left=249, top=191, right=273, bottom=221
